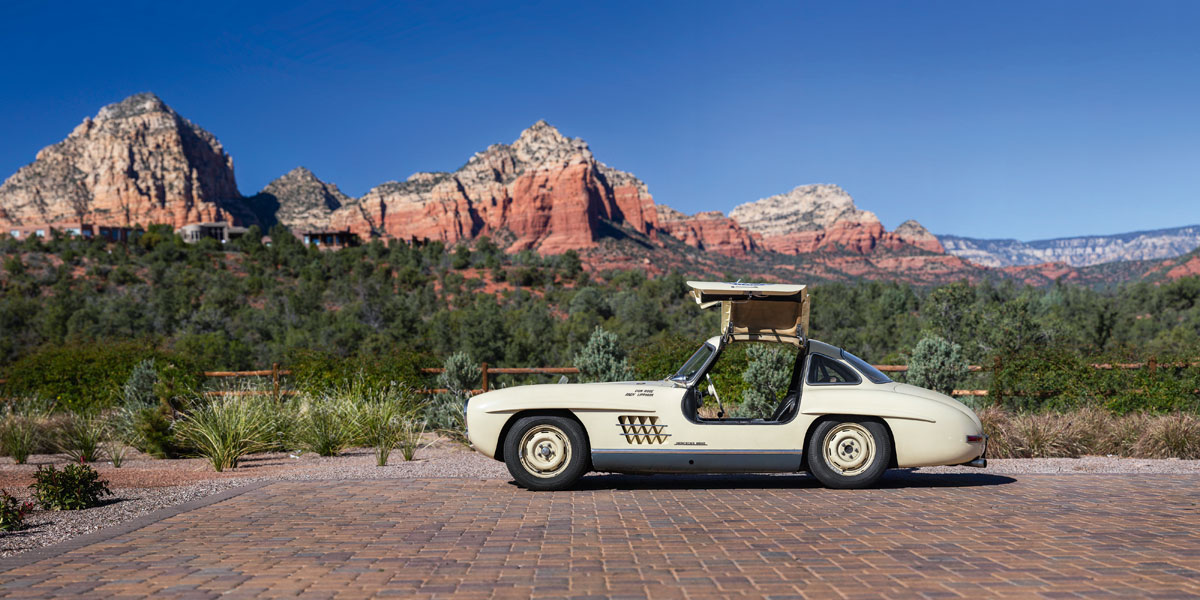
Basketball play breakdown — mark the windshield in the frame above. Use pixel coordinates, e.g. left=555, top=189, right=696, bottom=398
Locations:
left=670, top=343, right=715, bottom=382
left=841, top=350, right=893, bottom=384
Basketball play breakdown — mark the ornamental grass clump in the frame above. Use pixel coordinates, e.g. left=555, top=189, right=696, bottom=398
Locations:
left=294, top=392, right=358, bottom=457
left=31, top=464, right=112, bottom=510
left=354, top=382, right=421, bottom=466
left=1135, top=413, right=1200, bottom=459
left=397, top=418, right=428, bottom=462
left=176, top=395, right=274, bottom=471
left=57, top=412, right=105, bottom=463
left=1007, top=413, right=1084, bottom=458
left=0, top=399, right=49, bottom=464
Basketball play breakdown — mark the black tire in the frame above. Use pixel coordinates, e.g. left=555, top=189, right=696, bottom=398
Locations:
left=503, top=415, right=589, bottom=491
left=806, top=418, right=891, bottom=489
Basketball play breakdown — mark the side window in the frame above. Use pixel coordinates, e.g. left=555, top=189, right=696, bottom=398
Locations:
left=807, top=354, right=861, bottom=385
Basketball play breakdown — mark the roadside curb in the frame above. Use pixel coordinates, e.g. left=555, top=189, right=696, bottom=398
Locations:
left=0, top=480, right=272, bottom=574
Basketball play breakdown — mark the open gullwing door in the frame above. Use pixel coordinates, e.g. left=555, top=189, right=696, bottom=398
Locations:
left=687, top=281, right=809, bottom=347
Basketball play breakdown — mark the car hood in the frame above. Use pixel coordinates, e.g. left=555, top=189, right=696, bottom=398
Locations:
left=889, top=383, right=982, bottom=428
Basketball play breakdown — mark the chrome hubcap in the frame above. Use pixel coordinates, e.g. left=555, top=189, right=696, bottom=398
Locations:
left=823, top=423, right=875, bottom=476
left=519, top=425, right=571, bottom=478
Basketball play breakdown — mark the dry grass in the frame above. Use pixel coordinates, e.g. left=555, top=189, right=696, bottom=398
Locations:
left=977, top=407, right=1200, bottom=459
left=1134, top=413, right=1200, bottom=459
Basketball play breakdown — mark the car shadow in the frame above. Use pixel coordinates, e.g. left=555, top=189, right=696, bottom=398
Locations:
left=554, top=470, right=1016, bottom=491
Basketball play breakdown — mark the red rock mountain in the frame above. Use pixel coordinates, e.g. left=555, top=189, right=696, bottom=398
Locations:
left=728, top=184, right=941, bottom=255
left=0, top=93, right=241, bottom=229
left=654, top=205, right=759, bottom=257
left=329, top=121, right=658, bottom=254
left=0, top=93, right=1000, bottom=285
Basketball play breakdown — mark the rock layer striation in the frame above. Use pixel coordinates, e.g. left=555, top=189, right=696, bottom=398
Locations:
left=0, top=93, right=241, bottom=228
left=330, top=121, right=658, bottom=253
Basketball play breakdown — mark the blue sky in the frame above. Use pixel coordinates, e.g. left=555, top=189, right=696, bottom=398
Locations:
left=1, top=1, right=1198, bottom=240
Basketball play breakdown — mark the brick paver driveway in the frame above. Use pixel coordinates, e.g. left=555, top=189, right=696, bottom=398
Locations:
left=1, top=472, right=1198, bottom=599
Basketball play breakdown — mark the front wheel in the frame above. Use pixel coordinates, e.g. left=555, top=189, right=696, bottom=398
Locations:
left=503, top=416, right=589, bottom=491
left=807, top=419, right=892, bottom=489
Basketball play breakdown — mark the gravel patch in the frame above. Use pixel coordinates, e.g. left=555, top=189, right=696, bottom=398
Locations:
left=3, top=443, right=1198, bottom=558
left=0, top=479, right=250, bottom=558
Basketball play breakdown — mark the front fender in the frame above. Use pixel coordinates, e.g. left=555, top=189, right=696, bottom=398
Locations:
left=466, top=382, right=666, bottom=459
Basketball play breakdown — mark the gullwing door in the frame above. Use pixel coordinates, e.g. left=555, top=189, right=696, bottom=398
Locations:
left=687, top=281, right=809, bottom=347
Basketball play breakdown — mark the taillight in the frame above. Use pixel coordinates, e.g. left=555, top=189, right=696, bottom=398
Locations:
left=966, top=435, right=984, bottom=443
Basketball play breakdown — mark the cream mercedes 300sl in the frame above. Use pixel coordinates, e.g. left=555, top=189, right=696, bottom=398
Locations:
left=465, top=281, right=987, bottom=491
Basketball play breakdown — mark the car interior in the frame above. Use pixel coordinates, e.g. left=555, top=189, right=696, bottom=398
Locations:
left=681, top=343, right=807, bottom=425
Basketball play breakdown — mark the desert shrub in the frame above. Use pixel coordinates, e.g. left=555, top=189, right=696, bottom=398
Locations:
left=907, top=336, right=969, bottom=396
left=731, top=344, right=794, bottom=418
left=1, top=343, right=199, bottom=414
left=31, top=464, right=112, bottom=510
left=120, top=402, right=180, bottom=458
left=1104, top=367, right=1200, bottom=414
left=574, top=327, right=632, bottom=383
left=438, top=352, right=480, bottom=394
left=57, top=413, right=105, bottom=463
left=629, top=335, right=696, bottom=381
left=0, top=490, right=34, bottom=531
left=990, top=350, right=1094, bottom=411
left=1135, top=413, right=1200, bottom=459
left=425, top=392, right=466, bottom=438
left=176, top=396, right=274, bottom=471
left=123, top=359, right=158, bottom=405
left=419, top=352, right=476, bottom=439
left=289, top=348, right=432, bottom=395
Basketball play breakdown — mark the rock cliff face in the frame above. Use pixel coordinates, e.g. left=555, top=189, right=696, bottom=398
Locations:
left=894, top=219, right=945, bottom=253
left=0, top=93, right=241, bottom=228
left=728, top=184, right=940, bottom=255
left=941, top=225, right=1200, bottom=268
left=250, top=167, right=352, bottom=231
left=330, top=121, right=658, bottom=253
left=654, top=205, right=759, bottom=257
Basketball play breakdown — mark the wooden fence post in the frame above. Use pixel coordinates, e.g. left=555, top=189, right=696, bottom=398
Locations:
left=1148, top=356, right=1157, bottom=376
left=272, top=363, right=280, bottom=402
left=481, top=362, right=489, bottom=393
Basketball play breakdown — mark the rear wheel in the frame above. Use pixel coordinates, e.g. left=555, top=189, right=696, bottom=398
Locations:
left=807, top=419, right=891, bottom=489
left=503, top=416, right=589, bottom=491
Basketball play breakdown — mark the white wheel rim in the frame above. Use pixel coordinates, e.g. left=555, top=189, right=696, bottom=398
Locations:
left=519, top=425, right=571, bottom=478
left=823, top=423, right=875, bottom=476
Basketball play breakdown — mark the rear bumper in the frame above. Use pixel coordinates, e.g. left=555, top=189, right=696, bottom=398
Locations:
left=957, top=435, right=988, bottom=468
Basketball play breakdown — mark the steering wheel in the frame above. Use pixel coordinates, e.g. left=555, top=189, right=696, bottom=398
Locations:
left=705, top=373, right=725, bottom=419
